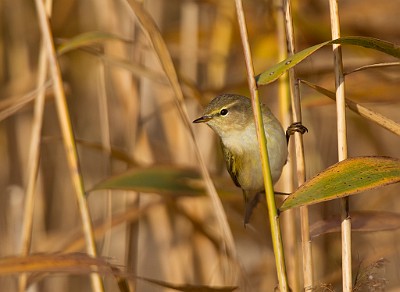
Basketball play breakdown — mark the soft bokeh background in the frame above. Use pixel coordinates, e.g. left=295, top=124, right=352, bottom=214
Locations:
left=0, top=0, right=399, bottom=291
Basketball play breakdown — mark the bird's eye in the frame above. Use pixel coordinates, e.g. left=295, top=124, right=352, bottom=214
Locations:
left=220, top=109, right=228, bottom=116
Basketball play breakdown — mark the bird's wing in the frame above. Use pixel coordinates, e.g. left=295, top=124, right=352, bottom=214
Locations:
left=222, top=145, right=242, bottom=188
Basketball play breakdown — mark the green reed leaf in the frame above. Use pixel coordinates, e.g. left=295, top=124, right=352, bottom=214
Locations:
left=256, top=36, right=400, bottom=85
left=92, top=166, right=204, bottom=197
left=280, top=156, right=400, bottom=211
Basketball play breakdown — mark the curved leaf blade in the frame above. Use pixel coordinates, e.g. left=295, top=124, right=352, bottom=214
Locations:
left=255, top=41, right=329, bottom=85
left=0, top=253, right=113, bottom=275
left=280, top=156, right=400, bottom=211
left=57, top=31, right=130, bottom=55
left=310, top=211, right=400, bottom=238
left=92, top=166, right=204, bottom=197
left=332, top=36, right=400, bottom=58
left=256, top=36, right=400, bottom=85
left=138, top=276, right=237, bottom=292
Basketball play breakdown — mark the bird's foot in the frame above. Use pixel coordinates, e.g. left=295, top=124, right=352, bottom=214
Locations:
left=286, top=122, right=308, bottom=143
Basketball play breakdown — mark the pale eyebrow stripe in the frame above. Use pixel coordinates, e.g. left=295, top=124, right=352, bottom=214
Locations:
left=210, top=99, right=242, bottom=115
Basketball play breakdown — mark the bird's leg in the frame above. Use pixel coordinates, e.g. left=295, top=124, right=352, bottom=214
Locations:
left=242, top=190, right=249, bottom=227
left=243, top=191, right=264, bottom=226
left=286, top=122, right=308, bottom=144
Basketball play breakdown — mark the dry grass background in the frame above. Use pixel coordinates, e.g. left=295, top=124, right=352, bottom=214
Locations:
left=0, top=0, right=399, bottom=291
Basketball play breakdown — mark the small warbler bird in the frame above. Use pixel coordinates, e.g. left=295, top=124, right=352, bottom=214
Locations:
left=193, top=93, right=307, bottom=224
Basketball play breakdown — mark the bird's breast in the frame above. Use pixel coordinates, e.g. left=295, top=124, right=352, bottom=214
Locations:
left=221, top=122, right=287, bottom=191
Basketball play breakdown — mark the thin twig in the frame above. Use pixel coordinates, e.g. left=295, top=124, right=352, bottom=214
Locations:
left=234, top=0, right=289, bottom=290
left=328, top=0, right=352, bottom=291
left=0, top=80, right=52, bottom=122
left=32, top=0, right=103, bottom=291
left=301, top=80, right=400, bottom=137
left=344, top=61, right=400, bottom=75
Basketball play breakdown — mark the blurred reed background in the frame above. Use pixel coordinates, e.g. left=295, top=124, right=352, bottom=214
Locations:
left=0, top=0, right=399, bottom=291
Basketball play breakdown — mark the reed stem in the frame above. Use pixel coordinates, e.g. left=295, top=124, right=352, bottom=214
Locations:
left=328, top=0, right=352, bottom=291
left=235, top=0, right=289, bottom=290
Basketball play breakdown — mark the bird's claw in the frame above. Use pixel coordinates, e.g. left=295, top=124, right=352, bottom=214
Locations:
left=286, top=122, right=308, bottom=143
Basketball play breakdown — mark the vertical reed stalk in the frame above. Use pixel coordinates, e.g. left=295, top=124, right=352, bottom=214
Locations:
left=207, top=1, right=235, bottom=89
left=328, top=0, right=352, bottom=291
left=33, top=0, right=103, bottom=291
left=282, top=0, right=314, bottom=290
left=19, top=1, right=53, bottom=291
left=124, top=20, right=141, bottom=292
left=234, top=0, right=288, bottom=290
left=97, top=64, right=112, bottom=256
left=275, top=0, right=300, bottom=289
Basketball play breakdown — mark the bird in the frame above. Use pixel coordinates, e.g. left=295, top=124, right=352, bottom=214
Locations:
left=193, top=93, right=307, bottom=224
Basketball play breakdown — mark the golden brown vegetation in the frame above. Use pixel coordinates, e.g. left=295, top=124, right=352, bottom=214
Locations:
left=0, top=0, right=399, bottom=291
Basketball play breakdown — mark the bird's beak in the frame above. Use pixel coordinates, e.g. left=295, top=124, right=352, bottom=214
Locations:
left=193, top=115, right=212, bottom=123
